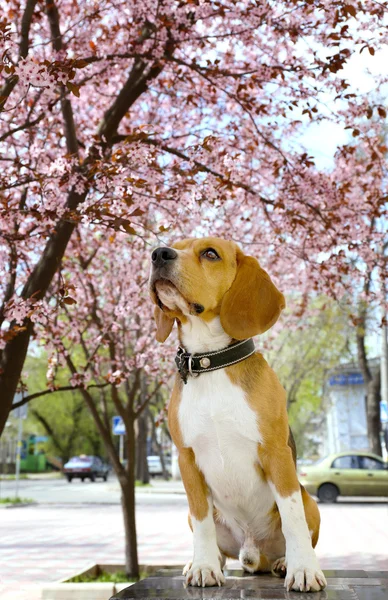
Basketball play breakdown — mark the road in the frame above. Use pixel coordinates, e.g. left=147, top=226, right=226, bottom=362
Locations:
left=0, top=477, right=387, bottom=600
left=0, top=473, right=128, bottom=504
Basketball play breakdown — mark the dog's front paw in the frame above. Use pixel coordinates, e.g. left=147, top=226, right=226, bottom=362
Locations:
left=182, top=560, right=192, bottom=576
left=185, top=562, right=225, bottom=587
left=285, top=560, right=327, bottom=592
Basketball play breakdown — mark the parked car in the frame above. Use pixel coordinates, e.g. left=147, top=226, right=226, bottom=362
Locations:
left=63, top=455, right=109, bottom=482
left=298, top=451, right=388, bottom=503
left=147, top=455, right=166, bottom=477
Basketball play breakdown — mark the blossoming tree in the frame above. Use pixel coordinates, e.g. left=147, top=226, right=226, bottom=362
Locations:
left=13, top=231, right=175, bottom=576
left=1, top=0, right=387, bottom=485
left=2, top=0, right=388, bottom=576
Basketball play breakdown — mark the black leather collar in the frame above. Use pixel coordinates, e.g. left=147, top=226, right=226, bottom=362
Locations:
left=175, top=338, right=255, bottom=384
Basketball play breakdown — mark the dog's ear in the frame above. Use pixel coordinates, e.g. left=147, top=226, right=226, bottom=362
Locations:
left=220, top=253, right=285, bottom=340
left=154, top=306, right=175, bottom=343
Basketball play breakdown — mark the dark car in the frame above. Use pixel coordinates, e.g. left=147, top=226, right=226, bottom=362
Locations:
left=63, top=455, right=109, bottom=482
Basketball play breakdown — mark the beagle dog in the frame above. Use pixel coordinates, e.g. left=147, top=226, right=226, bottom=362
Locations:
left=149, top=237, right=326, bottom=593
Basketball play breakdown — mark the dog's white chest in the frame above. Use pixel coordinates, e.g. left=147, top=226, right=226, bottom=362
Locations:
left=179, top=369, right=274, bottom=539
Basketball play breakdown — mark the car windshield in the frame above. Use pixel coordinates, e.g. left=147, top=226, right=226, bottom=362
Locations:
left=68, top=456, right=91, bottom=463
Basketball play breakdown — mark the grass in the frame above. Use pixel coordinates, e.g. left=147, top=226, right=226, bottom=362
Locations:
left=67, top=570, right=148, bottom=583
left=135, top=480, right=151, bottom=487
left=0, top=474, right=28, bottom=480
left=0, top=497, right=34, bottom=504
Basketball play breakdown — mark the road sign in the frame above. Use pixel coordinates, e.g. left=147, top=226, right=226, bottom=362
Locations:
left=112, top=416, right=126, bottom=435
left=329, top=373, right=364, bottom=386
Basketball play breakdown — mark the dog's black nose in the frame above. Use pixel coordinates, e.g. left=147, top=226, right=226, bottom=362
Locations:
left=151, top=246, right=178, bottom=268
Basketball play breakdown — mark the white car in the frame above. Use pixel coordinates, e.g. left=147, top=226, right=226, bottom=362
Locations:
left=147, top=455, right=164, bottom=476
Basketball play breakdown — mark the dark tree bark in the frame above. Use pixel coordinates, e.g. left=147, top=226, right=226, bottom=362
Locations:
left=356, top=296, right=382, bottom=457
left=148, top=404, right=169, bottom=480
left=136, top=411, right=149, bottom=484
left=121, top=418, right=139, bottom=577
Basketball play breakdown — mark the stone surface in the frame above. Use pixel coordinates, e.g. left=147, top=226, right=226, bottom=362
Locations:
left=110, top=569, right=388, bottom=600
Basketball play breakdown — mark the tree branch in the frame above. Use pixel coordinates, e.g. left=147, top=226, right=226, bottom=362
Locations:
left=98, top=24, right=174, bottom=144
left=0, top=0, right=38, bottom=112
left=111, top=135, right=275, bottom=206
left=11, top=382, right=110, bottom=410
left=135, top=381, right=163, bottom=418
left=29, top=406, right=66, bottom=456
left=45, top=0, right=78, bottom=156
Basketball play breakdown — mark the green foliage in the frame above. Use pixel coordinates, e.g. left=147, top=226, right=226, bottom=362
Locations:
left=23, top=353, right=109, bottom=462
left=266, top=297, right=354, bottom=458
left=67, top=570, right=148, bottom=583
left=0, top=497, right=34, bottom=504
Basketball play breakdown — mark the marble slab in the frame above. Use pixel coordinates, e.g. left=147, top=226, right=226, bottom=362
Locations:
left=110, top=569, right=388, bottom=600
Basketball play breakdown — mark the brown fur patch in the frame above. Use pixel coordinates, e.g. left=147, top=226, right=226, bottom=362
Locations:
left=167, top=376, right=184, bottom=449
left=227, top=354, right=300, bottom=498
left=220, top=251, right=285, bottom=339
left=267, top=502, right=282, bottom=531
left=256, top=554, right=272, bottom=573
left=301, top=485, right=321, bottom=548
left=179, top=447, right=209, bottom=521
left=168, top=376, right=209, bottom=522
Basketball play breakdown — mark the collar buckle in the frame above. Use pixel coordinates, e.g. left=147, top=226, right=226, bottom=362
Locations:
left=175, top=347, right=189, bottom=384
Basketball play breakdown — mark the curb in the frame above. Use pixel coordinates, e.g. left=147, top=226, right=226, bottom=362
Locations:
left=0, top=502, right=37, bottom=509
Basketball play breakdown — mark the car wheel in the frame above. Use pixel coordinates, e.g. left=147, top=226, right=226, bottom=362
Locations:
left=67, top=475, right=72, bottom=483
left=318, top=483, right=339, bottom=503
left=90, top=474, right=96, bottom=482
left=103, top=474, right=108, bottom=482
left=81, top=477, right=85, bottom=482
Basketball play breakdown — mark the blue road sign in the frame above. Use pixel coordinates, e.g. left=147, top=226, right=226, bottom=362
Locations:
left=112, top=416, right=126, bottom=435
left=329, top=373, right=364, bottom=386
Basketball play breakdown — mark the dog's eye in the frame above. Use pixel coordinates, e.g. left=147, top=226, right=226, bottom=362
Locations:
left=201, top=248, right=220, bottom=261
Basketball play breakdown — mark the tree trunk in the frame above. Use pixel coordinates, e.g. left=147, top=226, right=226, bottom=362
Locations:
left=0, top=207, right=84, bottom=436
left=356, top=302, right=382, bottom=456
left=136, top=412, right=149, bottom=484
left=121, top=417, right=139, bottom=578
left=365, top=374, right=382, bottom=456
left=148, top=406, right=169, bottom=480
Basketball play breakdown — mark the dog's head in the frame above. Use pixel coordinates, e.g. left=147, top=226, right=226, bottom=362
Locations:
left=149, top=237, right=285, bottom=342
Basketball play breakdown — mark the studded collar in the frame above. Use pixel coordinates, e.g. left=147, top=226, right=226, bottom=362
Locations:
left=174, top=338, right=255, bottom=384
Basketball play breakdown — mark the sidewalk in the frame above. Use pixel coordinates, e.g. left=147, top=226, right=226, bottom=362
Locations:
left=141, top=478, right=185, bottom=494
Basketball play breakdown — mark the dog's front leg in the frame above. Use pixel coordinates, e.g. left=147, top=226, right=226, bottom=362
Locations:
left=259, top=445, right=327, bottom=593
left=179, top=447, right=225, bottom=587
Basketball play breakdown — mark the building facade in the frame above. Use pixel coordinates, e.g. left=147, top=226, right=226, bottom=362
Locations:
left=324, top=359, right=387, bottom=459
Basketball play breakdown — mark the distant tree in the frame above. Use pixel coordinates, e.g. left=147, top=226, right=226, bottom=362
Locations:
left=22, top=354, right=107, bottom=462
left=355, top=269, right=384, bottom=457
left=266, top=297, right=354, bottom=456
